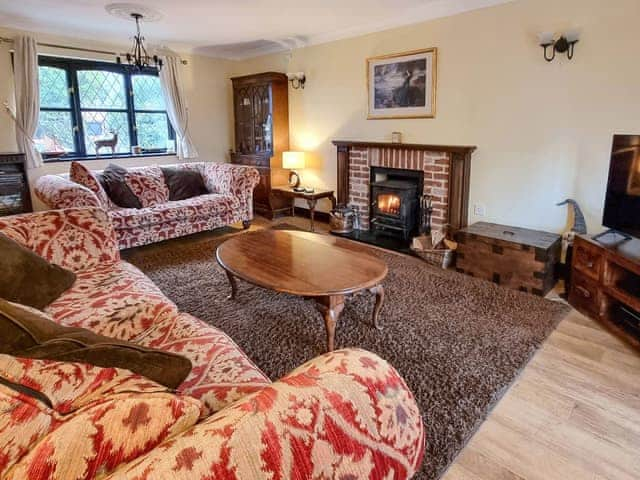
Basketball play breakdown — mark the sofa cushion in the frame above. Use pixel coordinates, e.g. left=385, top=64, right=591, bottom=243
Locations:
left=0, top=299, right=191, bottom=389
left=138, top=312, right=271, bottom=414
left=125, top=165, right=170, bottom=207
left=161, top=166, right=209, bottom=201
left=69, top=161, right=112, bottom=208
left=45, top=262, right=177, bottom=341
left=99, top=163, right=143, bottom=209
left=0, top=354, right=201, bottom=479
left=109, top=193, right=240, bottom=230
left=0, top=233, right=76, bottom=309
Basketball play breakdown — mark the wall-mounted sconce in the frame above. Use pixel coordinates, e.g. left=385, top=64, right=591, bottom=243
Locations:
left=538, top=31, right=579, bottom=62
left=287, top=72, right=306, bottom=89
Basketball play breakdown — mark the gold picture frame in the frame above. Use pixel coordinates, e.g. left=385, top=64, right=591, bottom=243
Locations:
left=367, top=48, right=437, bottom=120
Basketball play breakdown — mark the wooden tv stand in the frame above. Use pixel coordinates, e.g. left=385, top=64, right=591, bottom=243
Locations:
left=569, top=234, right=640, bottom=350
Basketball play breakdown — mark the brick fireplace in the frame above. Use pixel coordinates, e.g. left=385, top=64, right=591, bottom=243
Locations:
left=333, top=141, right=476, bottom=235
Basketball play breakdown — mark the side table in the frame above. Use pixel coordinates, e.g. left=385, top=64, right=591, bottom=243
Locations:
left=272, top=186, right=336, bottom=232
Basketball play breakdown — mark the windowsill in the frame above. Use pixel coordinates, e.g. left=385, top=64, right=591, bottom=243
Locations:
left=43, top=152, right=177, bottom=163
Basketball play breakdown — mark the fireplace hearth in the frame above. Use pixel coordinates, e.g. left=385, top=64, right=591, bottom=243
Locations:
left=370, top=167, right=423, bottom=240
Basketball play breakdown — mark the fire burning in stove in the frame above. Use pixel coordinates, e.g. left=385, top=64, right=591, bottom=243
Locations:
left=377, top=193, right=401, bottom=216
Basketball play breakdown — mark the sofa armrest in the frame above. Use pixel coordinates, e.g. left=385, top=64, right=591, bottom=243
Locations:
left=0, top=355, right=202, bottom=480
left=35, top=175, right=101, bottom=209
left=201, top=163, right=260, bottom=220
left=106, top=349, right=425, bottom=480
left=0, top=207, right=120, bottom=272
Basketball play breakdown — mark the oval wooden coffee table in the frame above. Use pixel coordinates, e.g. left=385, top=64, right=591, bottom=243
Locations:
left=216, top=229, right=388, bottom=352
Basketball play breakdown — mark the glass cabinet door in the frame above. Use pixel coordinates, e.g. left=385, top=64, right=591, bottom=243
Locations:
left=234, top=83, right=273, bottom=155
left=251, top=84, right=272, bottom=154
left=235, top=86, right=254, bottom=154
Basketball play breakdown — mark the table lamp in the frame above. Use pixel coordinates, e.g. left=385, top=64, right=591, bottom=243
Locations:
left=282, top=151, right=305, bottom=192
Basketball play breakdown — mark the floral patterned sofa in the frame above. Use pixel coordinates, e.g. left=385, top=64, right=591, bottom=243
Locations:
left=0, top=207, right=425, bottom=479
left=35, top=162, right=260, bottom=249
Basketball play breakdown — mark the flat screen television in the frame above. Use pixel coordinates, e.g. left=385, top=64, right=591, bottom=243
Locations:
left=602, top=134, right=640, bottom=239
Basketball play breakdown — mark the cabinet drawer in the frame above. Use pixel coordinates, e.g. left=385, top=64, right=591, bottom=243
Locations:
left=573, top=239, right=602, bottom=280
left=569, top=271, right=600, bottom=316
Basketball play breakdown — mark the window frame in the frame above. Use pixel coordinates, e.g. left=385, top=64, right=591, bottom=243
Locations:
left=38, top=56, right=175, bottom=161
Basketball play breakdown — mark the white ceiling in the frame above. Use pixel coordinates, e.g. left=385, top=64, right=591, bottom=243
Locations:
left=0, top=0, right=513, bottom=59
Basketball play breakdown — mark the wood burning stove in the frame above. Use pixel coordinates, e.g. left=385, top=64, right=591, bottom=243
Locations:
left=370, top=167, right=423, bottom=240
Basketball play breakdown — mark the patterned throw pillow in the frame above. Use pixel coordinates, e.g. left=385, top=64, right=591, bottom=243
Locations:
left=69, top=161, right=111, bottom=208
left=125, top=166, right=170, bottom=207
left=0, top=299, right=192, bottom=389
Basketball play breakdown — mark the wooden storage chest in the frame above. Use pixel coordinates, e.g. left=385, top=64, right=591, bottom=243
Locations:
left=454, top=222, right=561, bottom=296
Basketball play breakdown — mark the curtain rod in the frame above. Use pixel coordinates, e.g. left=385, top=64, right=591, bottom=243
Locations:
left=0, top=36, right=188, bottom=65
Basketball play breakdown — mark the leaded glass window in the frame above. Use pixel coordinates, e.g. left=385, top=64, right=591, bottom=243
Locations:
left=132, top=75, right=170, bottom=150
left=35, top=66, right=75, bottom=155
left=36, top=56, right=174, bottom=160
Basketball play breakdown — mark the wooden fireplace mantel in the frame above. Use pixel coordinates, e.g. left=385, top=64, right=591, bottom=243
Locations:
left=332, top=140, right=477, bottom=232
left=332, top=140, right=476, bottom=155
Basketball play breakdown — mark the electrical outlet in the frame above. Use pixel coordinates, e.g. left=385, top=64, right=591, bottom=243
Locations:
left=473, top=203, right=486, bottom=217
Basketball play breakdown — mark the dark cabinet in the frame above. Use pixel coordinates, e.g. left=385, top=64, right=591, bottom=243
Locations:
left=230, top=72, right=290, bottom=218
left=0, top=153, right=31, bottom=216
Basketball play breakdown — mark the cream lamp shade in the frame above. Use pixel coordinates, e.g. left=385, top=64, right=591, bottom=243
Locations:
left=282, top=151, right=305, bottom=170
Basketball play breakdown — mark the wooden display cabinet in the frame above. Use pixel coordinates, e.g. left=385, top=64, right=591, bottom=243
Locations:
left=230, top=72, right=290, bottom=218
left=569, top=234, right=640, bottom=350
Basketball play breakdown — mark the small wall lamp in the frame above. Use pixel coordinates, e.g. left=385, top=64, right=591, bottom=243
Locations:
left=539, top=31, right=579, bottom=62
left=287, top=72, right=306, bottom=89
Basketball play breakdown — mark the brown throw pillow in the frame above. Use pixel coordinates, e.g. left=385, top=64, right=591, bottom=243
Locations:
left=161, top=167, right=208, bottom=201
left=98, top=164, right=142, bottom=209
left=0, top=299, right=192, bottom=389
left=0, top=233, right=76, bottom=310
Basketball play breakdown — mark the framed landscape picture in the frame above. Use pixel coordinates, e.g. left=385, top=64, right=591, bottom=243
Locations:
left=367, top=48, right=437, bottom=119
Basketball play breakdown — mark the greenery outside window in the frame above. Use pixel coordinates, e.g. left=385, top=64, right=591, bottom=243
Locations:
left=35, top=56, right=174, bottom=160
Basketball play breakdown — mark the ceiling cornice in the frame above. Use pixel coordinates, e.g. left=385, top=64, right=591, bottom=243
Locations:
left=209, top=0, right=515, bottom=60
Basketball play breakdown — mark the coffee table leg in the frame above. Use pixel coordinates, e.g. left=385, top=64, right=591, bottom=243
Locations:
left=316, top=295, right=345, bottom=352
left=370, top=284, right=384, bottom=329
left=225, top=270, right=238, bottom=300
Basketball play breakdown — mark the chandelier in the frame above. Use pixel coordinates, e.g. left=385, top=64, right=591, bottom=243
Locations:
left=116, top=13, right=163, bottom=70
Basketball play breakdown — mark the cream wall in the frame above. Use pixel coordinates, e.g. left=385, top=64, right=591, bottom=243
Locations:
left=2, top=0, right=639, bottom=228
left=0, top=27, right=235, bottom=208
left=233, top=0, right=640, bottom=233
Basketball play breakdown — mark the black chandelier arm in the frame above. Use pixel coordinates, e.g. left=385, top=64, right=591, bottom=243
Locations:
left=140, top=36, right=151, bottom=58
left=130, top=36, right=138, bottom=64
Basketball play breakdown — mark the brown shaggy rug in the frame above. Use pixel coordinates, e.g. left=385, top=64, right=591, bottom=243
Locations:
left=124, top=226, right=569, bottom=480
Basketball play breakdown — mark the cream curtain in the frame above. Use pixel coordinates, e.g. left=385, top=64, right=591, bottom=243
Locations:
left=159, top=56, right=198, bottom=159
left=13, top=36, right=43, bottom=168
